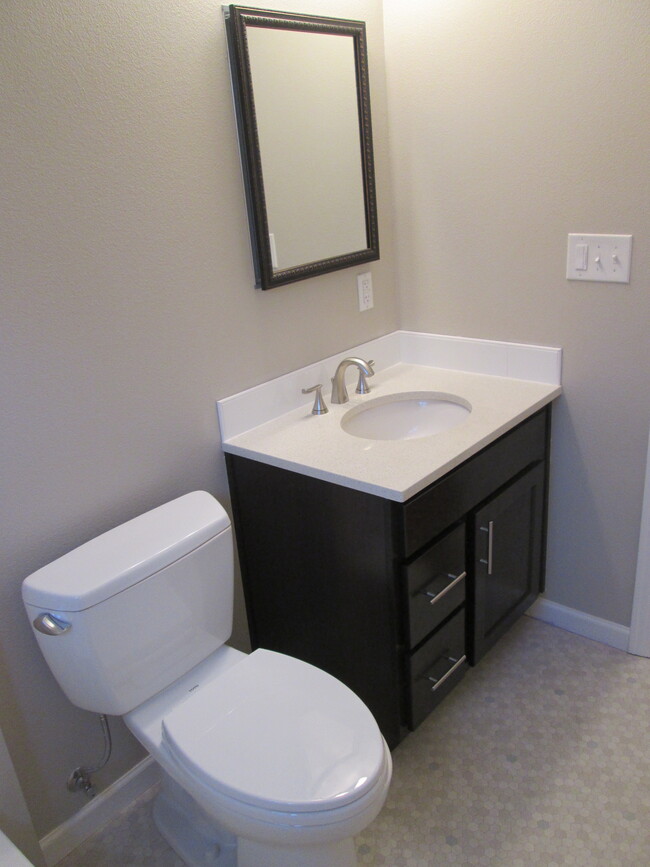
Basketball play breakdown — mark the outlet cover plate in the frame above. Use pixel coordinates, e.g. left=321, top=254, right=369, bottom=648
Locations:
left=357, top=272, right=373, bottom=310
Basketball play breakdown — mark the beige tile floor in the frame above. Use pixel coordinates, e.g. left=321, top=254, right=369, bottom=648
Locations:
left=58, top=617, right=650, bottom=866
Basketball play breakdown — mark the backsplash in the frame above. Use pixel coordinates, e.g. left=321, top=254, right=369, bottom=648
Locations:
left=217, top=331, right=562, bottom=441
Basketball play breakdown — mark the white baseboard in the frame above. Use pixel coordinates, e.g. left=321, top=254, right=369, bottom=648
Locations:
left=40, top=756, right=159, bottom=866
left=527, top=597, right=630, bottom=651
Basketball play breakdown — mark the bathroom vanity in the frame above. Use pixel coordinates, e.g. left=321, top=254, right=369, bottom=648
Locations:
left=218, top=332, right=561, bottom=748
left=226, top=406, right=549, bottom=748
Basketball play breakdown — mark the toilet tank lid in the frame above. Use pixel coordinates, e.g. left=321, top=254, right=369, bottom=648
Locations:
left=22, top=492, right=230, bottom=613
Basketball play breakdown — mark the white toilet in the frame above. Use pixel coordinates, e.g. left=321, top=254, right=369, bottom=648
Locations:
left=22, top=492, right=391, bottom=867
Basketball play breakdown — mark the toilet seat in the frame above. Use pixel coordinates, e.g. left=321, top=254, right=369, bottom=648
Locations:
left=161, top=649, right=385, bottom=815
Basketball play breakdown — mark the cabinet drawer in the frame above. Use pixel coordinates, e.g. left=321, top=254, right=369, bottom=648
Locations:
left=408, top=607, right=467, bottom=730
left=401, top=408, right=548, bottom=557
left=405, top=524, right=465, bottom=649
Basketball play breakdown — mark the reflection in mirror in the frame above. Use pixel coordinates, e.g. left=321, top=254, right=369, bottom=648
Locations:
left=225, top=5, right=379, bottom=290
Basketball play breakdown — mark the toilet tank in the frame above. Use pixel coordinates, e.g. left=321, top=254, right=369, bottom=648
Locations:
left=22, top=492, right=234, bottom=715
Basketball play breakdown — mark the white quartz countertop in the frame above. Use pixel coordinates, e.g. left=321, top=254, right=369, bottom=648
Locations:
left=220, top=361, right=561, bottom=502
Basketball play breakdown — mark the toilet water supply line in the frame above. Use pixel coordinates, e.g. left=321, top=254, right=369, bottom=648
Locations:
left=67, top=714, right=112, bottom=798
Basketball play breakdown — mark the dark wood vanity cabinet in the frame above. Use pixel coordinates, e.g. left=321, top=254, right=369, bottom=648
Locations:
left=226, top=405, right=551, bottom=749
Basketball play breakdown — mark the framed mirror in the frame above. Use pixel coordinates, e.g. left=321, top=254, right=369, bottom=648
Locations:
left=225, top=5, right=379, bottom=290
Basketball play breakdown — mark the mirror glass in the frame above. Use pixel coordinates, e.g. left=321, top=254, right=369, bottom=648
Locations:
left=225, top=6, right=379, bottom=290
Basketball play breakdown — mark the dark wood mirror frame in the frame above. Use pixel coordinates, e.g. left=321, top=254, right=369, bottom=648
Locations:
left=225, top=5, right=380, bottom=290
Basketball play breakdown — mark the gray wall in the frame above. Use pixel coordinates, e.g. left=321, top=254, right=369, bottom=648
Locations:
left=0, top=0, right=397, bottom=837
left=384, top=0, right=650, bottom=626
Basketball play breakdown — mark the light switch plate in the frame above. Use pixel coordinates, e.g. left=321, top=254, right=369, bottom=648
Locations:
left=566, top=234, right=632, bottom=283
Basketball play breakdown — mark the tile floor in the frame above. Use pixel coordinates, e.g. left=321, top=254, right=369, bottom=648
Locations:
left=58, top=617, right=650, bottom=866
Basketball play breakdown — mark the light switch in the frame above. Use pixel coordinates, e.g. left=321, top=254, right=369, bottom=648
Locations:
left=566, top=234, right=632, bottom=283
left=575, top=243, right=589, bottom=271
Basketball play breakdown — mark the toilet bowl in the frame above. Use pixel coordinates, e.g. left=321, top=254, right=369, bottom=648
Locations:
left=22, top=492, right=392, bottom=867
left=127, top=646, right=391, bottom=866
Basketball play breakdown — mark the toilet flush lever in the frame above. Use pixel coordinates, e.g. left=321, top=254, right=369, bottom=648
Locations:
left=33, top=612, right=71, bottom=636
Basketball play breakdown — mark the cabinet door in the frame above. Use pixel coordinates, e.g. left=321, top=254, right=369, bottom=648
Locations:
left=470, top=463, right=546, bottom=663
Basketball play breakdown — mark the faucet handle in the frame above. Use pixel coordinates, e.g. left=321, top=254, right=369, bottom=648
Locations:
left=355, top=359, right=375, bottom=395
left=302, top=384, right=328, bottom=415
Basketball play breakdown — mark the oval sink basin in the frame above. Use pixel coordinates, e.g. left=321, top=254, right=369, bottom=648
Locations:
left=341, top=392, right=471, bottom=441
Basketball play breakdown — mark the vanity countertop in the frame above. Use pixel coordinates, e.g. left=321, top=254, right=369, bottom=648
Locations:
left=219, top=361, right=561, bottom=502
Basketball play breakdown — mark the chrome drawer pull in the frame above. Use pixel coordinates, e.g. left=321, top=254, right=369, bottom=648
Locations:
left=423, top=571, right=466, bottom=605
left=427, top=654, right=467, bottom=692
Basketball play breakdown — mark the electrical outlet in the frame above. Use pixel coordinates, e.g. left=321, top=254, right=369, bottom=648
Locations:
left=357, top=272, right=373, bottom=311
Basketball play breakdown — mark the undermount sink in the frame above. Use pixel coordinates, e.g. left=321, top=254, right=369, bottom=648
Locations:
left=341, top=392, right=471, bottom=441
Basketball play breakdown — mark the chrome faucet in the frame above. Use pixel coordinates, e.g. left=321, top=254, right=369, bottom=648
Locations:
left=330, top=357, right=375, bottom=404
